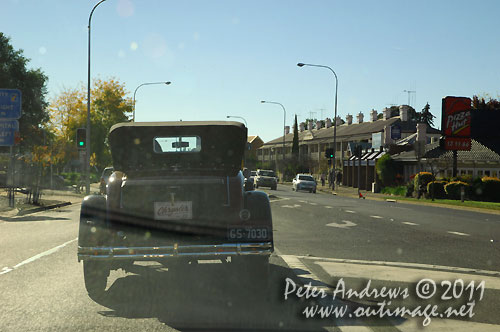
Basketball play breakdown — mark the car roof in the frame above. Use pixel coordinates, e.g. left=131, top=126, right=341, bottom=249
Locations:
left=110, top=121, right=245, bottom=133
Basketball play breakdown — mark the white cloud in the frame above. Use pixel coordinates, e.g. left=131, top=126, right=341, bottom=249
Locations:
left=130, top=42, right=138, bottom=51
left=38, top=46, right=47, bottom=55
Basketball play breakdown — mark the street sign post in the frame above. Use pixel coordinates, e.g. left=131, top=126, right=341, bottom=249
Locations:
left=0, top=89, right=22, bottom=119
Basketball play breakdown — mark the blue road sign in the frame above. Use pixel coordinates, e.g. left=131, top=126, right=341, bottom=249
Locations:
left=0, top=89, right=22, bottom=119
left=0, top=120, right=19, bottom=146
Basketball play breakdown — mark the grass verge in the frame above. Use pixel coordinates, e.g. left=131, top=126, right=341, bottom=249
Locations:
left=381, top=195, right=500, bottom=211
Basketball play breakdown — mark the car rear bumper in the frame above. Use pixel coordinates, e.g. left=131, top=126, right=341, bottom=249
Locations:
left=77, top=241, right=273, bottom=261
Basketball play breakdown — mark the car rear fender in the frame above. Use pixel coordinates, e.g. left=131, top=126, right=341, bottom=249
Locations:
left=243, top=191, right=272, bottom=227
left=79, top=195, right=107, bottom=248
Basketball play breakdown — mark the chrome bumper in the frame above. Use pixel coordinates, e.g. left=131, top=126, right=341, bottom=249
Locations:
left=78, top=242, right=273, bottom=261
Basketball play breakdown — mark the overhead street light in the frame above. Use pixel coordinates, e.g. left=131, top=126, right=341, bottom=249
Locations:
left=86, top=0, right=107, bottom=195
left=297, top=62, right=339, bottom=189
left=132, top=81, right=171, bottom=122
left=226, top=115, right=248, bottom=127
left=260, top=101, right=286, bottom=166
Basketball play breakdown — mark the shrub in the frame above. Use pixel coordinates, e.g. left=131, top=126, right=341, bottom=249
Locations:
left=381, top=186, right=407, bottom=196
left=376, top=154, right=398, bottom=187
left=414, top=172, right=434, bottom=192
left=444, top=181, right=469, bottom=200
left=481, top=177, right=500, bottom=202
left=426, top=181, right=447, bottom=199
left=406, top=182, right=414, bottom=197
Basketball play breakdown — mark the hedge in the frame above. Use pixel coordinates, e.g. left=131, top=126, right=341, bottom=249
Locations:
left=444, top=181, right=469, bottom=200
left=414, top=172, right=434, bottom=191
left=427, top=181, right=447, bottom=199
left=481, top=177, right=500, bottom=202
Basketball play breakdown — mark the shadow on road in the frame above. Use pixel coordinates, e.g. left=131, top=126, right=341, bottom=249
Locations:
left=0, top=215, right=71, bottom=222
left=91, top=262, right=330, bottom=331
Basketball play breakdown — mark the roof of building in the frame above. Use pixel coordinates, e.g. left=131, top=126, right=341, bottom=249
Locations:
left=247, top=135, right=260, bottom=143
left=392, top=139, right=500, bottom=162
left=261, top=117, right=440, bottom=148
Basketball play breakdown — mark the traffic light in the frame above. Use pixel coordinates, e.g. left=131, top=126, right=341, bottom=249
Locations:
left=76, top=128, right=86, bottom=149
left=325, top=148, right=334, bottom=158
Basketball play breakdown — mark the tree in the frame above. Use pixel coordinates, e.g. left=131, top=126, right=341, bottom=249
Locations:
left=472, top=95, right=500, bottom=111
left=48, top=78, right=133, bottom=170
left=419, top=102, right=435, bottom=126
left=0, top=33, right=49, bottom=152
left=292, top=114, right=299, bottom=157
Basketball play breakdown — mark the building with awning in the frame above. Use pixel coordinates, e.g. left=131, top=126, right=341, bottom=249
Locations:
left=258, top=106, right=441, bottom=182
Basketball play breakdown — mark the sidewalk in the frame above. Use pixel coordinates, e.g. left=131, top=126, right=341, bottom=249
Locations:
left=0, top=183, right=100, bottom=217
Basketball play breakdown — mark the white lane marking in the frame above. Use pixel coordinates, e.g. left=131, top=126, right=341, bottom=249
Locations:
left=281, top=204, right=301, bottom=208
left=299, top=200, right=307, bottom=203
left=0, top=238, right=77, bottom=276
left=402, top=221, right=419, bottom=226
left=448, top=231, right=470, bottom=236
left=326, top=220, right=357, bottom=229
left=370, top=215, right=383, bottom=219
left=269, top=197, right=290, bottom=203
left=345, top=210, right=356, bottom=213
left=309, top=202, right=318, bottom=206
left=295, top=255, right=500, bottom=278
left=324, top=206, right=333, bottom=209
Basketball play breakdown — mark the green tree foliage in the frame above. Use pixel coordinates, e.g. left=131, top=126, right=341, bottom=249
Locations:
left=48, top=78, right=132, bottom=170
left=292, top=114, right=299, bottom=157
left=0, top=33, right=49, bottom=151
left=419, top=102, right=435, bottom=126
left=472, top=95, right=500, bottom=111
left=375, top=154, right=398, bottom=187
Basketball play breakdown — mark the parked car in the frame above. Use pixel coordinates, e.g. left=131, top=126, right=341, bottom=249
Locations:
left=244, top=170, right=256, bottom=190
left=292, top=174, right=317, bottom=193
left=78, top=121, right=274, bottom=301
left=99, top=166, right=114, bottom=194
left=254, top=169, right=277, bottom=190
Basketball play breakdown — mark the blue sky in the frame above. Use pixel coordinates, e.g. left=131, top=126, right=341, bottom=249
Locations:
left=2, top=0, right=499, bottom=142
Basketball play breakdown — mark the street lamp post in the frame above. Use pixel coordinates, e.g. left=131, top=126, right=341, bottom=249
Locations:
left=260, top=101, right=286, bottom=166
left=297, top=62, right=338, bottom=189
left=132, top=81, right=171, bottom=122
left=226, top=115, right=248, bottom=127
left=86, top=0, right=107, bottom=195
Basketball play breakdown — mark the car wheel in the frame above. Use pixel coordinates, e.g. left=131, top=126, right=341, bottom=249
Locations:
left=83, top=261, right=110, bottom=302
left=309, top=189, right=313, bottom=193
left=313, top=189, right=316, bottom=193
left=272, top=185, right=277, bottom=190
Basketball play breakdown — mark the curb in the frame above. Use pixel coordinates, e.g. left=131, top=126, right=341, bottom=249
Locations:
left=17, top=202, right=72, bottom=216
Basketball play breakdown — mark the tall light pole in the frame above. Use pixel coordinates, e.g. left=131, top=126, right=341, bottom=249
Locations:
left=86, top=0, right=107, bottom=195
left=261, top=101, right=286, bottom=166
left=133, top=81, right=171, bottom=121
left=226, top=115, right=248, bottom=127
left=297, top=62, right=338, bottom=188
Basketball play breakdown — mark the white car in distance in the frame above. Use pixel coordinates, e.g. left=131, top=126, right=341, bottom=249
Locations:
left=292, top=174, right=317, bottom=193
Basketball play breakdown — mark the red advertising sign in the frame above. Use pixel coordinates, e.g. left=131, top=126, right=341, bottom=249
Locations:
left=442, top=96, right=472, bottom=150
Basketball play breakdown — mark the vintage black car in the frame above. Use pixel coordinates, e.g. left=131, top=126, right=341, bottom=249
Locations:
left=78, top=121, right=274, bottom=301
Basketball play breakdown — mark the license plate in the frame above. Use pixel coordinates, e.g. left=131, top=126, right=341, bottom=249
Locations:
left=154, top=201, right=192, bottom=220
left=228, top=226, right=270, bottom=240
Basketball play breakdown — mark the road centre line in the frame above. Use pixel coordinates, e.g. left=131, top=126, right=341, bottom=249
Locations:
left=447, top=231, right=470, bottom=236
left=402, top=221, right=419, bottom=226
left=324, top=206, right=333, bottom=209
left=370, top=215, right=383, bottom=219
left=345, top=210, right=356, bottom=213
left=0, top=238, right=77, bottom=276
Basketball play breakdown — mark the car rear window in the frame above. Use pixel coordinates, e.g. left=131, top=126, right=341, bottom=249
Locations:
left=299, top=175, right=314, bottom=181
left=153, top=136, right=201, bottom=153
left=258, top=171, right=275, bottom=177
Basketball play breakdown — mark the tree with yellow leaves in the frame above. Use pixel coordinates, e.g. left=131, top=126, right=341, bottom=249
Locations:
left=48, top=78, right=132, bottom=171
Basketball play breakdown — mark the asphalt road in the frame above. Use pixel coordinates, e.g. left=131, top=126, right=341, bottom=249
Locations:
left=1, top=185, right=499, bottom=331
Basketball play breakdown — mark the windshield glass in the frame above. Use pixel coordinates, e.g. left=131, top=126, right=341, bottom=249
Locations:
left=2, top=1, right=500, bottom=331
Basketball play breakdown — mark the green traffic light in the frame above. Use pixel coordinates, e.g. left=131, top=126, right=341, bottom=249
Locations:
left=79, top=141, right=84, bottom=146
